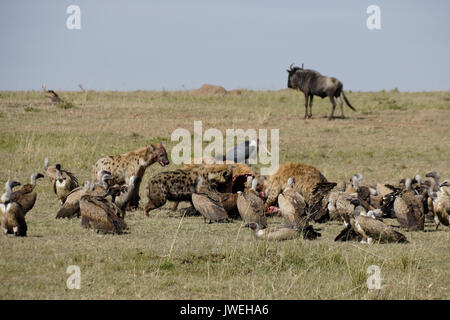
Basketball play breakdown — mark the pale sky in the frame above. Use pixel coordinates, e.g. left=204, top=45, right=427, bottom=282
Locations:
left=0, top=0, right=449, bottom=91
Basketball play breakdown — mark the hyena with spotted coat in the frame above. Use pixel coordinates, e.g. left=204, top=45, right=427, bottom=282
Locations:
left=92, top=143, right=169, bottom=208
left=144, top=164, right=233, bottom=215
left=91, top=143, right=169, bottom=185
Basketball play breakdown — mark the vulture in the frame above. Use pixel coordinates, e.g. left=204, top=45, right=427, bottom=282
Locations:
left=192, top=178, right=230, bottom=223
left=326, top=190, right=358, bottom=222
left=336, top=201, right=408, bottom=244
left=79, top=184, right=128, bottom=235
left=214, top=138, right=271, bottom=164
left=44, top=157, right=58, bottom=183
left=427, top=179, right=450, bottom=230
left=191, top=176, right=240, bottom=223
left=55, top=172, right=112, bottom=219
left=109, top=176, right=143, bottom=218
left=10, top=172, right=44, bottom=215
left=276, top=177, right=321, bottom=239
left=108, top=159, right=146, bottom=210
left=308, top=181, right=337, bottom=222
left=245, top=221, right=304, bottom=241
left=393, top=178, right=425, bottom=231
left=376, top=183, right=395, bottom=199
left=237, top=177, right=267, bottom=228
left=0, top=180, right=27, bottom=237
left=426, top=171, right=450, bottom=194
left=55, top=183, right=88, bottom=219
left=54, top=164, right=79, bottom=204
left=42, top=84, right=61, bottom=103
left=44, top=158, right=79, bottom=204
left=349, top=173, right=377, bottom=210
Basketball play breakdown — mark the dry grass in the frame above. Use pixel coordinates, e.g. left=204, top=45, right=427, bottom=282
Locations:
left=0, top=89, right=449, bottom=299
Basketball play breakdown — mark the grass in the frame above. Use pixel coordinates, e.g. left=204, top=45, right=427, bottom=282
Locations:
left=0, top=89, right=449, bottom=299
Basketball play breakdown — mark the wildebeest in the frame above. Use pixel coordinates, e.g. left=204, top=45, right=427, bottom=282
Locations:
left=286, top=64, right=356, bottom=120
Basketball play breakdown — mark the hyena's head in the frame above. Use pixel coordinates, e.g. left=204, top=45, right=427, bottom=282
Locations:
left=205, top=165, right=233, bottom=191
left=144, top=143, right=170, bottom=167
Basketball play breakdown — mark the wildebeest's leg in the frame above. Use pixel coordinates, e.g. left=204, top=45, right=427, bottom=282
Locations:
left=337, top=96, right=345, bottom=118
left=303, top=93, right=309, bottom=119
left=308, top=95, right=314, bottom=118
left=329, top=96, right=337, bottom=120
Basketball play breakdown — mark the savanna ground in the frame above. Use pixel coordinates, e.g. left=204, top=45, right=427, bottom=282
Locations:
left=0, top=89, right=449, bottom=300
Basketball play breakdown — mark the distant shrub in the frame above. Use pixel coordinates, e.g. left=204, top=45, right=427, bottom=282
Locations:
left=57, top=99, right=75, bottom=109
left=278, top=96, right=288, bottom=103
left=24, top=106, right=39, bottom=112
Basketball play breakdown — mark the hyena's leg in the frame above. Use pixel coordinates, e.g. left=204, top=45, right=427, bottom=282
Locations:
left=172, top=202, right=180, bottom=211
left=144, top=192, right=166, bottom=216
left=328, top=96, right=337, bottom=120
left=144, top=200, right=158, bottom=216
left=309, top=95, right=314, bottom=118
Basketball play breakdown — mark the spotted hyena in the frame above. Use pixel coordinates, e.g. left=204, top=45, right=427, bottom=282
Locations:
left=91, top=143, right=169, bottom=186
left=262, top=162, right=328, bottom=208
left=144, top=164, right=233, bottom=215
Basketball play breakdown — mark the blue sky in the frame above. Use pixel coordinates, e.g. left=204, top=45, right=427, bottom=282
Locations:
left=0, top=0, right=449, bottom=91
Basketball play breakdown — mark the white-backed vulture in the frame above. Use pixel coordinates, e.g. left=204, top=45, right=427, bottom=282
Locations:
left=427, top=180, right=450, bottom=230
left=44, top=158, right=79, bottom=204
left=350, top=173, right=377, bottom=210
left=245, top=221, right=302, bottom=241
left=10, top=173, right=44, bottom=215
left=54, top=164, right=79, bottom=204
left=55, top=184, right=87, bottom=219
left=336, top=203, right=408, bottom=244
left=352, top=208, right=408, bottom=244
left=55, top=172, right=112, bottom=219
left=326, top=190, right=357, bottom=222
left=376, top=183, right=395, bottom=199
left=276, top=178, right=321, bottom=239
left=79, top=185, right=128, bottom=235
left=237, top=177, right=267, bottom=228
left=0, top=181, right=27, bottom=237
left=191, top=177, right=231, bottom=223
left=107, top=159, right=147, bottom=210
left=110, top=176, right=141, bottom=218
left=393, top=178, right=425, bottom=231
left=307, top=181, right=337, bottom=222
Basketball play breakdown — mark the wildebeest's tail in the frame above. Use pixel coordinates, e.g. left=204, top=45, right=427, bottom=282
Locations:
left=342, top=91, right=356, bottom=111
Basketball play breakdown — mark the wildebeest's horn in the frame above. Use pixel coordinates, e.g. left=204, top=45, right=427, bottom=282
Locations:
left=289, top=63, right=294, bottom=70
left=301, top=63, right=304, bottom=69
